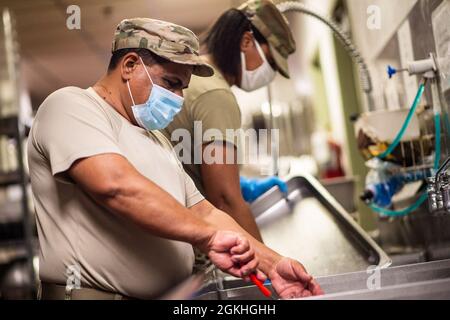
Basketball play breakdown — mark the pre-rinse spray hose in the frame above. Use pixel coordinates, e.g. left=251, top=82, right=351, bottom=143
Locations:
left=377, top=82, right=426, bottom=160
left=277, top=1, right=374, bottom=110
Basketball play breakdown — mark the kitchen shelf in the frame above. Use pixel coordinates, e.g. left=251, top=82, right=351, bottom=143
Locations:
left=0, top=116, right=19, bottom=137
left=0, top=171, right=22, bottom=187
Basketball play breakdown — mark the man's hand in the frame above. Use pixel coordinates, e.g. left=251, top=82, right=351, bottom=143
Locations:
left=204, top=231, right=262, bottom=281
left=269, top=257, right=324, bottom=299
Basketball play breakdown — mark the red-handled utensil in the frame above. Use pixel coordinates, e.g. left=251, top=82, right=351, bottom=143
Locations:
left=249, top=273, right=272, bottom=298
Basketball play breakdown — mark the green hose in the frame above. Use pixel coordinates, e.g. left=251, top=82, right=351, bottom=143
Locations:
left=378, top=83, right=425, bottom=159
left=370, top=193, right=428, bottom=217
left=434, top=113, right=441, bottom=170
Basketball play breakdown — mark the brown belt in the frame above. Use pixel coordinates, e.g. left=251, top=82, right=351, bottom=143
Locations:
left=38, top=282, right=135, bottom=300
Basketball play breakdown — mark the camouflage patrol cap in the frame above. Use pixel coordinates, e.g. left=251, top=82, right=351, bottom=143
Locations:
left=238, top=0, right=296, bottom=78
left=112, top=18, right=214, bottom=77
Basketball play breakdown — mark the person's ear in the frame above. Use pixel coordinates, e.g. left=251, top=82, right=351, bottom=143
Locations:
left=120, top=53, right=140, bottom=81
left=240, top=31, right=255, bottom=53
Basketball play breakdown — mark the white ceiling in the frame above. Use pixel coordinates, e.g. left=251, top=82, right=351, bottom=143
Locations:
left=1, top=0, right=242, bottom=107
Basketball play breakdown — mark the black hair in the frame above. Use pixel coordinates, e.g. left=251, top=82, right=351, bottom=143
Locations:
left=107, top=48, right=169, bottom=72
left=203, top=8, right=267, bottom=78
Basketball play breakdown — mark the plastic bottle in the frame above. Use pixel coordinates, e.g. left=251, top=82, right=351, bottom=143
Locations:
left=361, top=159, right=430, bottom=208
left=361, top=174, right=404, bottom=208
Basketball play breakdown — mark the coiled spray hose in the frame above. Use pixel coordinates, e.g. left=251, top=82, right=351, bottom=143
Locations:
left=377, top=83, right=425, bottom=160
left=277, top=1, right=374, bottom=110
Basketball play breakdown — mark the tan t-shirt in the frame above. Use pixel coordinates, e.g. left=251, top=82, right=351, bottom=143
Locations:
left=163, top=63, right=242, bottom=195
left=28, top=86, right=204, bottom=299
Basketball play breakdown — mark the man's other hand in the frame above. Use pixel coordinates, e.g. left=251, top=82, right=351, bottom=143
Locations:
left=269, top=257, right=324, bottom=299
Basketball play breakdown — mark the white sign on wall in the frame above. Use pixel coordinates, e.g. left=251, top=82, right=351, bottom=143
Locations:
left=397, top=19, right=419, bottom=106
left=433, top=1, right=450, bottom=92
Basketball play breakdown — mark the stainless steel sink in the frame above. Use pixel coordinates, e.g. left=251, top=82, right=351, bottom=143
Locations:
left=308, top=278, right=450, bottom=300
left=316, top=258, right=450, bottom=293
left=195, top=259, right=450, bottom=300
left=251, top=173, right=391, bottom=276
left=195, top=174, right=450, bottom=300
left=308, top=259, right=450, bottom=299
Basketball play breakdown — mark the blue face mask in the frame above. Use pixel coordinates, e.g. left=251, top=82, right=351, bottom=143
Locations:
left=127, top=57, right=184, bottom=130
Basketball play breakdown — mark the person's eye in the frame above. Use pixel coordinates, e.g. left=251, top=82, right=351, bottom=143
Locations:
left=164, top=79, right=176, bottom=88
left=165, top=79, right=183, bottom=90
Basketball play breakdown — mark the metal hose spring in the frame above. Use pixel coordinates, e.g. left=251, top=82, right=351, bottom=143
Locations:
left=277, top=1, right=374, bottom=110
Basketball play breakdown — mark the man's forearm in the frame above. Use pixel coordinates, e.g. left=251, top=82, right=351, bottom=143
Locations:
left=215, top=199, right=263, bottom=242
left=70, top=154, right=215, bottom=251
left=106, top=182, right=214, bottom=248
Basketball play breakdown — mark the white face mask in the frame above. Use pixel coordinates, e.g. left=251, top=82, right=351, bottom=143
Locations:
left=240, top=39, right=276, bottom=92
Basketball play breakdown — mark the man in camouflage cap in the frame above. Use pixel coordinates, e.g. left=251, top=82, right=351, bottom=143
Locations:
left=112, top=18, right=213, bottom=77
left=29, top=17, right=263, bottom=300
left=30, top=16, right=322, bottom=300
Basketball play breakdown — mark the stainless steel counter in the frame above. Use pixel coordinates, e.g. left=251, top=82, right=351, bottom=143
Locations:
left=195, top=259, right=450, bottom=300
